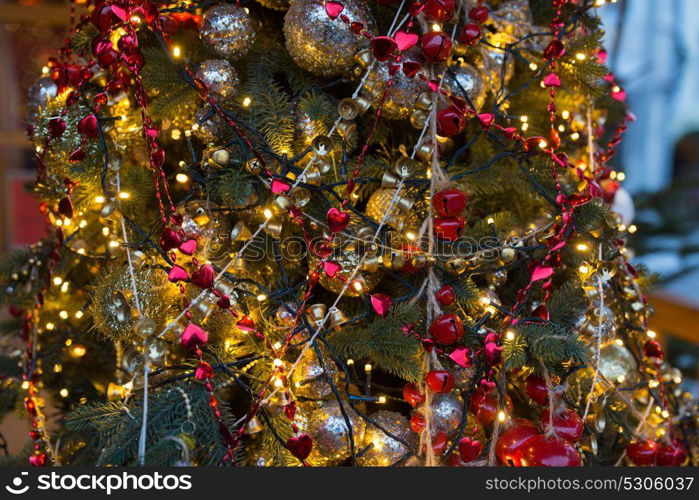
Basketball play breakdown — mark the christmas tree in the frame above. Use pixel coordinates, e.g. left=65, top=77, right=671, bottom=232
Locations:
left=0, top=0, right=696, bottom=467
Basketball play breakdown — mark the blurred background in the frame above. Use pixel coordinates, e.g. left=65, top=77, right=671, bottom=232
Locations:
left=0, top=0, right=697, bottom=454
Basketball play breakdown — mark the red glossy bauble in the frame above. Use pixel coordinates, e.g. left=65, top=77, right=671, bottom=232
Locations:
left=423, top=0, right=455, bottom=22
left=436, top=107, right=466, bottom=137
left=403, top=382, right=424, bottom=407
left=519, top=435, right=581, bottom=467
left=421, top=31, right=453, bottom=63
left=435, top=285, right=456, bottom=306
left=426, top=370, right=455, bottom=393
left=468, top=5, right=489, bottom=23
left=524, top=374, right=549, bottom=404
left=469, top=387, right=513, bottom=426
left=434, top=217, right=465, bottom=241
left=433, top=189, right=467, bottom=217
left=657, top=440, right=687, bottom=466
left=626, top=440, right=658, bottom=466
left=495, top=419, right=538, bottom=466
left=428, top=314, right=464, bottom=345
left=539, top=408, right=583, bottom=443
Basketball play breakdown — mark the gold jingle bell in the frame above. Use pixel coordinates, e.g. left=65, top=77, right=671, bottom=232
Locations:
left=413, top=91, right=433, bottom=111
left=245, top=416, right=264, bottom=434
left=106, top=382, right=127, bottom=401
left=263, top=216, right=284, bottom=239
left=410, top=109, right=428, bottom=129
left=134, top=317, right=157, bottom=338
left=311, top=135, right=334, bottom=156
left=338, top=98, right=360, bottom=121
left=112, top=289, right=135, bottom=324
left=207, top=148, right=230, bottom=168
left=329, top=307, right=348, bottom=331
left=230, top=221, right=252, bottom=241
left=354, top=48, right=373, bottom=68
left=306, top=304, right=328, bottom=326
left=394, top=157, right=416, bottom=179
left=336, top=120, right=357, bottom=139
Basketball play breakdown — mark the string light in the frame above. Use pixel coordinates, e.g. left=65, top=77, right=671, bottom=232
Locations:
left=242, top=96, right=252, bottom=107
left=175, top=173, right=189, bottom=183
left=172, top=46, right=181, bottom=58
left=505, top=330, right=515, bottom=341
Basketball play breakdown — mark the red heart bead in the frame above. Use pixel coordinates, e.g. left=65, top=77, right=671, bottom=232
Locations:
left=168, top=265, right=189, bottom=283
left=58, top=197, right=74, bottom=219
left=195, top=361, right=215, bottom=380
left=626, top=440, right=658, bottom=466
left=181, top=322, right=208, bottom=350
left=432, top=189, right=467, bottom=217
left=48, top=117, right=66, bottom=137
left=394, top=30, right=419, bottom=52
left=435, top=285, right=455, bottom=306
left=544, top=39, right=566, bottom=60
left=325, top=1, right=344, bottom=19
left=402, top=60, right=422, bottom=77
left=161, top=227, right=182, bottom=251
left=370, top=293, right=392, bottom=317
left=191, top=264, right=215, bottom=289
left=477, top=113, right=495, bottom=129
left=326, top=207, right=350, bottom=233
left=539, top=408, right=583, bottom=443
left=29, top=453, right=47, bottom=467
left=421, top=31, right=453, bottom=63
left=428, top=314, right=464, bottom=345
left=519, top=435, right=581, bottom=467
left=178, top=238, right=198, bottom=256
left=495, top=419, right=539, bottom=466
left=459, top=437, right=483, bottom=463
left=434, top=217, right=465, bottom=241
left=524, top=374, right=549, bottom=405
left=287, top=433, right=313, bottom=460
left=426, top=370, right=454, bottom=393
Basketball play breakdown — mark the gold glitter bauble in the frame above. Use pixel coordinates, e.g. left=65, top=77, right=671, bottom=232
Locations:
left=291, top=347, right=341, bottom=400
left=90, top=265, right=177, bottom=342
left=307, top=400, right=366, bottom=465
left=199, top=4, right=257, bottom=60
left=357, top=411, right=416, bottom=466
left=365, top=49, right=426, bottom=119
left=599, top=342, right=637, bottom=382
left=284, top=0, right=375, bottom=78
left=194, top=60, right=240, bottom=101
left=365, top=189, right=402, bottom=224
left=445, top=62, right=487, bottom=110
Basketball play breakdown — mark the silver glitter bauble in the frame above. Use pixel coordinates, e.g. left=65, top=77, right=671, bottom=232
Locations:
left=357, top=411, right=416, bottom=466
left=365, top=49, right=426, bottom=119
left=598, top=342, right=637, bottom=382
left=477, top=39, right=516, bottom=91
left=199, top=4, right=256, bottom=60
left=194, top=59, right=240, bottom=101
left=192, top=107, right=225, bottom=143
left=307, top=400, right=366, bottom=465
left=445, top=62, right=487, bottom=110
left=431, top=393, right=464, bottom=434
left=26, top=76, right=57, bottom=123
left=284, top=0, right=375, bottom=78
left=291, top=347, right=341, bottom=400
left=584, top=303, right=617, bottom=342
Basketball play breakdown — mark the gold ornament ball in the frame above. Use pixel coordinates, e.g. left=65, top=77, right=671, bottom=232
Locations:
left=307, top=400, right=366, bottom=465
left=284, top=0, right=375, bottom=78
left=357, top=411, right=416, bottom=466
left=365, top=49, right=426, bottom=119
left=365, top=189, right=402, bottom=224
left=194, top=60, right=240, bottom=101
left=199, top=4, right=257, bottom=60
left=291, top=348, right=341, bottom=400
left=599, top=342, right=637, bottom=382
